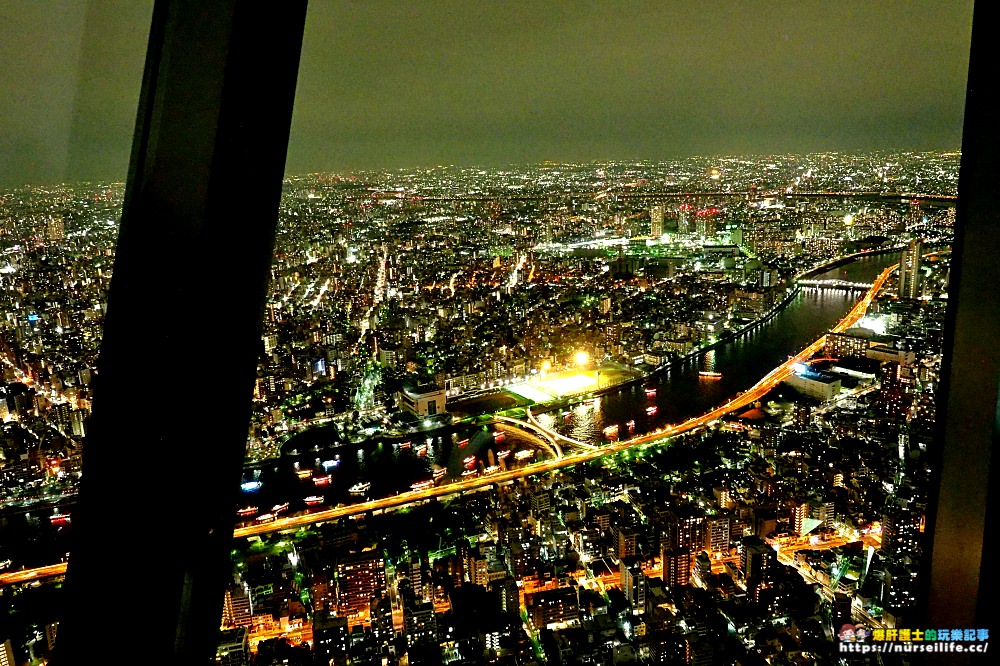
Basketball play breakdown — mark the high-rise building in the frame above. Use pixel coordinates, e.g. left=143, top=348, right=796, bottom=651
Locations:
left=46, top=216, right=65, bottom=242
left=70, top=407, right=88, bottom=437
left=650, top=205, right=664, bottom=237
left=44, top=623, right=58, bottom=653
left=713, top=486, right=735, bottom=510
left=898, top=238, right=923, bottom=299
left=824, top=331, right=872, bottom=359
left=222, top=586, right=253, bottom=628
left=573, top=527, right=602, bottom=560
left=370, top=594, right=395, bottom=650
left=882, top=495, right=923, bottom=563
left=695, top=209, right=715, bottom=236
left=791, top=501, right=811, bottom=536
left=810, top=498, right=836, bottom=530
left=620, top=557, right=646, bottom=611
left=0, top=639, right=15, bottom=666
left=685, top=634, right=715, bottom=666
left=662, top=507, right=706, bottom=552
left=468, top=556, right=490, bottom=587
left=312, top=611, right=350, bottom=665
left=677, top=203, right=693, bottom=234
left=883, top=559, right=920, bottom=625
left=494, top=576, right=520, bottom=618
left=617, top=526, right=637, bottom=559
left=408, top=552, right=426, bottom=601
left=530, top=488, right=551, bottom=517
left=215, top=627, right=250, bottom=666
left=403, top=600, right=438, bottom=648
left=693, top=551, right=713, bottom=587
left=51, top=402, right=73, bottom=433
left=661, top=546, right=692, bottom=588
left=527, top=586, right=579, bottom=628
left=336, top=551, right=387, bottom=617
left=705, top=515, right=731, bottom=554
left=740, top=535, right=776, bottom=589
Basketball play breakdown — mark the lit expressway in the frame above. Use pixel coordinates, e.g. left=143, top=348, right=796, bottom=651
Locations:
left=0, top=264, right=896, bottom=587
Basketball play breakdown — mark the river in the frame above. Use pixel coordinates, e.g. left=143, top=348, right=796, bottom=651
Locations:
left=539, top=253, right=898, bottom=444
left=0, top=253, right=898, bottom=569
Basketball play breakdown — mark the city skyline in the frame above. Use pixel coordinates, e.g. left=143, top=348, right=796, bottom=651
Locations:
left=0, top=123, right=979, bottom=662
left=0, top=1, right=990, bottom=662
left=0, top=1, right=975, bottom=189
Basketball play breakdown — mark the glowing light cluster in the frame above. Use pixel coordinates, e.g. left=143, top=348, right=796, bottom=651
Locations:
left=536, top=372, right=597, bottom=397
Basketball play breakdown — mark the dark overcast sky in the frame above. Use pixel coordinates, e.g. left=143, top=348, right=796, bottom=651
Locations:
left=0, top=1, right=975, bottom=189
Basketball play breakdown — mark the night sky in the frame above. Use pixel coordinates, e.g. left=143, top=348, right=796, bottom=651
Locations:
left=0, top=1, right=975, bottom=189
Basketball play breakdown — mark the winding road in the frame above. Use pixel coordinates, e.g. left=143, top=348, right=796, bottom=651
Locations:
left=0, top=263, right=896, bottom=587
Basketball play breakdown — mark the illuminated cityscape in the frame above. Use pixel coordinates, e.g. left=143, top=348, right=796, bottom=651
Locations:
left=0, top=150, right=962, bottom=664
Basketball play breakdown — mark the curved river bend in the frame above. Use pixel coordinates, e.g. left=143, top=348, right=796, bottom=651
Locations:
left=0, top=254, right=898, bottom=569
left=243, top=253, right=899, bottom=514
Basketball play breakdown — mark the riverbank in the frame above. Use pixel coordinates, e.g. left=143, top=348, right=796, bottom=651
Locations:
left=524, top=282, right=803, bottom=417
left=280, top=250, right=903, bottom=450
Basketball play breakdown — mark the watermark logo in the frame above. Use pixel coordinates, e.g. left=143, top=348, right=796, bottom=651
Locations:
left=838, top=626, right=989, bottom=655
left=839, top=624, right=871, bottom=642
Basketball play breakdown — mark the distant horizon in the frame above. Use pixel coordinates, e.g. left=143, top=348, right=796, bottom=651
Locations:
left=283, top=146, right=966, bottom=176
left=0, top=1, right=974, bottom=189
left=0, top=146, right=966, bottom=192
left=282, top=146, right=968, bottom=177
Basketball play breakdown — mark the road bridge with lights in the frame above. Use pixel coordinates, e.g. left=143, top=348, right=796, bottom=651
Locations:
left=0, top=264, right=897, bottom=588
left=798, top=278, right=874, bottom=290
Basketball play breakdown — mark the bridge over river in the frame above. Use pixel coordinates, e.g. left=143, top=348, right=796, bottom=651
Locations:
left=1, top=259, right=900, bottom=586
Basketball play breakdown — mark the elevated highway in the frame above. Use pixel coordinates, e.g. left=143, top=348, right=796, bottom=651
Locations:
left=0, top=264, right=896, bottom=588
left=493, top=415, right=563, bottom=458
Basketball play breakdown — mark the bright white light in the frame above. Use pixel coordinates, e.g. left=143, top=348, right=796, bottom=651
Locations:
left=545, top=373, right=596, bottom=396
left=792, top=363, right=807, bottom=374
left=857, top=316, right=887, bottom=335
